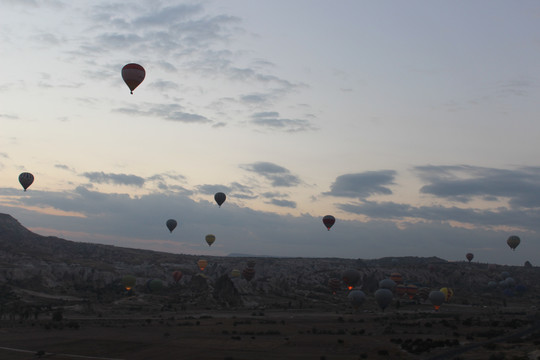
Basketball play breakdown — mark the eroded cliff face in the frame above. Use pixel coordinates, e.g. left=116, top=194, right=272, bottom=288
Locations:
left=0, top=213, right=537, bottom=311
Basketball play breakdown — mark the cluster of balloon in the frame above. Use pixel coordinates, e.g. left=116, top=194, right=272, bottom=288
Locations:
left=322, top=215, right=335, bottom=231
left=19, top=172, right=34, bottom=191
left=348, top=289, right=366, bottom=310
left=172, top=271, right=183, bottom=283
left=122, top=275, right=136, bottom=291
left=205, top=234, right=216, bottom=246
left=121, top=63, right=145, bottom=94
left=342, top=269, right=361, bottom=290
left=374, top=288, right=393, bottom=311
left=166, top=219, right=177, bottom=233
left=466, top=252, right=474, bottom=263
left=507, top=235, right=520, bottom=251
left=429, top=290, right=445, bottom=311
left=197, top=259, right=208, bottom=271
left=214, top=192, right=226, bottom=207
left=328, top=278, right=341, bottom=294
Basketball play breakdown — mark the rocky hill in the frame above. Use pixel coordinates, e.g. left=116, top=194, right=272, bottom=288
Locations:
left=0, top=213, right=537, bottom=317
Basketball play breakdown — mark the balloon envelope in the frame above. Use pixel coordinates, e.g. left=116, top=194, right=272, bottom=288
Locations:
left=122, top=275, right=136, bottom=291
left=205, top=234, right=216, bottom=246
left=348, top=289, right=366, bottom=309
left=197, top=259, right=208, bottom=271
left=214, top=192, right=226, bottom=207
left=342, top=269, right=361, bottom=290
left=121, top=63, right=145, bottom=94
left=166, top=219, right=177, bottom=233
left=429, top=290, right=446, bottom=310
left=322, top=215, right=335, bottom=230
left=507, top=235, right=520, bottom=250
left=379, top=278, right=396, bottom=290
left=374, top=288, right=393, bottom=311
left=19, top=172, right=34, bottom=191
left=230, top=269, right=241, bottom=278
left=172, top=271, right=183, bottom=283
left=146, top=279, right=163, bottom=292
left=466, top=253, right=474, bottom=262
left=242, top=267, right=255, bottom=281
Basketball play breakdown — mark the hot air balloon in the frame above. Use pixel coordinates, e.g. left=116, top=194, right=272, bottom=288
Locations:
left=395, top=284, right=407, bottom=297
left=205, top=234, right=216, bottom=246
left=166, top=219, right=177, bottom=233
left=440, top=287, right=454, bottom=302
left=378, top=278, right=396, bottom=291
left=507, top=235, right=520, bottom=251
left=172, top=271, right=183, bottom=283
left=429, top=290, right=445, bottom=311
left=242, top=267, right=255, bottom=281
left=342, top=269, right=361, bottom=290
left=322, top=215, right=335, bottom=230
left=197, top=259, right=208, bottom=271
left=214, top=192, right=226, bottom=207
left=390, top=272, right=403, bottom=284
left=230, top=269, right=241, bottom=278
left=374, top=288, right=393, bottom=311
left=121, top=63, right=145, bottom=94
left=328, top=278, right=341, bottom=294
left=122, top=275, right=136, bottom=291
left=146, top=279, right=163, bottom=293
left=19, top=172, right=34, bottom=191
left=466, top=253, right=474, bottom=263
left=348, top=289, right=366, bottom=309
left=405, top=284, right=418, bottom=300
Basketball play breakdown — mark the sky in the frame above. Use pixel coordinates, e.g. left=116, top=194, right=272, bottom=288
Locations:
left=1, top=0, right=540, bottom=266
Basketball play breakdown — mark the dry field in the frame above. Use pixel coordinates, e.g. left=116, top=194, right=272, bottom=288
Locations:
left=0, top=300, right=538, bottom=360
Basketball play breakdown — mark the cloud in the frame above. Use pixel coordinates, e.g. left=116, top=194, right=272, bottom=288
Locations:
left=250, top=112, right=316, bottom=132
left=147, top=80, right=180, bottom=91
left=415, top=165, right=540, bottom=208
left=268, top=199, right=296, bottom=208
left=1, top=185, right=536, bottom=265
left=114, top=103, right=212, bottom=124
left=196, top=184, right=232, bottom=195
left=81, top=172, right=145, bottom=187
left=324, top=171, right=396, bottom=199
left=241, top=162, right=301, bottom=187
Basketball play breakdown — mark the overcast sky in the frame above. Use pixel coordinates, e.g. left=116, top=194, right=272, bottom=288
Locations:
left=1, top=0, right=539, bottom=266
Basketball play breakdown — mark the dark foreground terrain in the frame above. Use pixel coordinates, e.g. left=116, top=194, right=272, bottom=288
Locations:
left=0, top=298, right=539, bottom=360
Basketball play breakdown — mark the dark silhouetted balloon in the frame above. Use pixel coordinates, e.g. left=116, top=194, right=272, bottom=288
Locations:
left=122, top=275, right=136, bottom=291
left=322, top=215, right=335, bottom=230
left=242, top=267, right=255, bottom=281
left=146, top=279, right=163, bottom=292
left=172, top=271, right=183, bottom=283
left=466, top=253, right=474, bottom=262
left=342, top=269, right=360, bottom=290
left=19, top=172, right=34, bottom=191
left=214, top=192, right=226, bottom=207
left=378, top=278, right=396, bottom=290
left=166, top=219, right=177, bottom=233
left=122, top=63, right=145, bottom=94
left=429, top=290, right=445, bottom=311
left=374, top=288, right=393, bottom=311
left=348, top=289, right=366, bottom=309
left=328, top=278, right=341, bottom=294
left=507, top=235, right=520, bottom=251
left=205, top=234, right=216, bottom=246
